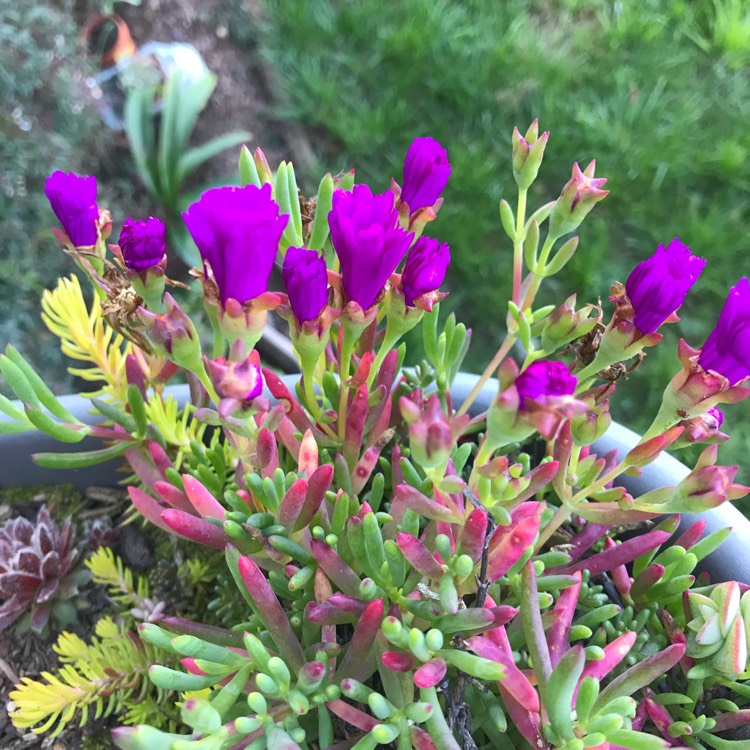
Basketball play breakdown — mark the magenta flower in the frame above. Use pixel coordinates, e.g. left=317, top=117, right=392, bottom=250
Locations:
left=44, top=171, right=99, bottom=247
left=282, top=247, right=328, bottom=323
left=182, top=184, right=288, bottom=305
left=206, top=356, right=263, bottom=402
left=624, top=238, right=705, bottom=334
left=699, top=278, right=750, bottom=383
left=401, top=236, right=450, bottom=306
left=119, top=217, right=166, bottom=271
left=515, top=360, right=577, bottom=409
left=328, top=185, right=413, bottom=310
left=400, top=137, right=451, bottom=211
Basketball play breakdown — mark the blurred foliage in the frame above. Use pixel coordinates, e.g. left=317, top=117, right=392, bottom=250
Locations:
left=0, top=0, right=99, bottom=395
left=260, top=0, right=750, bottom=475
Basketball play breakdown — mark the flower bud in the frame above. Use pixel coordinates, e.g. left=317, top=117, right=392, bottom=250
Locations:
left=541, top=295, right=600, bottom=352
left=570, top=397, right=612, bottom=446
left=119, top=217, right=167, bottom=271
left=406, top=394, right=453, bottom=475
left=140, top=293, right=202, bottom=371
left=205, top=351, right=264, bottom=417
left=400, top=137, right=452, bottom=212
left=401, top=236, right=450, bottom=309
left=512, top=120, right=549, bottom=190
left=549, top=161, right=608, bottom=238
left=282, top=246, right=328, bottom=323
left=44, top=170, right=99, bottom=247
left=673, top=407, right=728, bottom=448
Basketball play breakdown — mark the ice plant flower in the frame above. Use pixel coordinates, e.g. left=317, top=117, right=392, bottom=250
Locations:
left=401, top=236, right=450, bottom=308
left=515, top=360, right=577, bottom=409
left=119, top=217, right=166, bottom=271
left=183, top=183, right=288, bottom=305
left=282, top=246, right=328, bottom=323
left=328, top=184, right=413, bottom=310
left=623, top=238, right=705, bottom=334
left=549, top=161, right=608, bottom=238
left=44, top=171, right=99, bottom=247
left=699, top=277, right=750, bottom=384
left=205, top=351, right=265, bottom=419
left=400, top=137, right=451, bottom=211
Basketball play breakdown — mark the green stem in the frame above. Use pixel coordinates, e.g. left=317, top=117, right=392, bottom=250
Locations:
left=512, top=187, right=528, bottom=306
left=522, top=234, right=556, bottom=312
left=455, top=333, right=516, bottom=418
left=366, top=329, right=401, bottom=389
left=302, top=363, right=338, bottom=441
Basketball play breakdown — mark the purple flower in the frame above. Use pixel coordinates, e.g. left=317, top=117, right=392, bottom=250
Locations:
left=282, top=246, right=328, bottom=323
left=515, top=360, right=577, bottom=409
left=328, top=185, right=413, bottom=310
left=400, top=137, right=451, bottom=211
left=624, top=238, right=705, bottom=334
left=183, top=183, right=288, bottom=305
left=44, top=171, right=99, bottom=247
left=699, top=278, right=750, bottom=383
left=206, top=356, right=263, bottom=402
left=401, top=236, right=450, bottom=306
left=119, top=217, right=166, bottom=271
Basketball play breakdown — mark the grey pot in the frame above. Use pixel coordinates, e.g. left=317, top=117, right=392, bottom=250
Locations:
left=1, top=373, right=748, bottom=583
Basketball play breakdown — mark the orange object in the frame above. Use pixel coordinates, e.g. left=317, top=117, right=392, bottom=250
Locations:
left=81, top=14, right=137, bottom=69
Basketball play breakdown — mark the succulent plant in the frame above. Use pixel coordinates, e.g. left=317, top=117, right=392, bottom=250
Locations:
left=0, top=506, right=84, bottom=632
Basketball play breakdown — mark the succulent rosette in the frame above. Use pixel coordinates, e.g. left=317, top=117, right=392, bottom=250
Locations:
left=44, top=170, right=100, bottom=248
left=0, top=508, right=80, bottom=632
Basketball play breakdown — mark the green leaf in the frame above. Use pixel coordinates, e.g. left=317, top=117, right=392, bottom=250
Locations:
left=607, top=729, right=669, bottom=750
left=547, top=646, right=585, bottom=740
left=90, top=398, right=137, bottom=434
left=178, top=130, right=252, bottom=184
left=124, top=85, right=158, bottom=196
left=34, top=440, right=131, bottom=468
left=499, top=199, right=516, bottom=241
left=127, top=384, right=148, bottom=437
left=544, top=236, right=579, bottom=277
left=309, top=173, right=334, bottom=251
left=287, top=161, right=303, bottom=245
left=6, top=345, right=79, bottom=423
left=0, top=393, right=32, bottom=425
left=239, top=145, right=261, bottom=187
left=24, top=404, right=87, bottom=442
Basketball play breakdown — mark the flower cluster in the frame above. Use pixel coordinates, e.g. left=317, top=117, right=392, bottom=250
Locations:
left=4, top=120, right=750, bottom=750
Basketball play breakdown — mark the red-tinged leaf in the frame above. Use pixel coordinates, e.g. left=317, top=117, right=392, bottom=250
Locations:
left=381, top=651, right=415, bottom=672
left=161, top=509, right=228, bottom=549
left=263, top=369, right=319, bottom=436
left=595, top=644, right=686, bottom=712
left=294, top=464, right=334, bottom=531
left=711, top=709, right=750, bottom=732
left=276, top=416, right=302, bottom=458
left=466, top=636, right=539, bottom=711
left=515, top=461, right=559, bottom=503
left=256, top=427, right=279, bottom=479
left=605, top=537, right=632, bottom=598
left=414, top=658, right=447, bottom=688
left=276, top=478, right=308, bottom=529
left=335, top=599, right=384, bottom=681
left=128, top=486, right=171, bottom=532
left=182, top=475, right=226, bottom=519
left=644, top=692, right=680, bottom=745
left=351, top=445, right=384, bottom=495
left=181, top=657, right=207, bottom=675
left=577, top=631, right=637, bottom=700
left=674, top=519, right=704, bottom=550
left=304, top=601, right=356, bottom=625
left=149, top=440, right=175, bottom=477
left=498, top=682, right=544, bottom=749
left=160, top=617, right=243, bottom=648
left=547, top=571, right=582, bottom=667
left=511, top=501, right=545, bottom=522
left=298, top=429, right=318, bottom=475
left=391, top=484, right=462, bottom=524
left=411, top=726, right=439, bottom=750
left=325, top=699, right=378, bottom=732
left=631, top=564, right=666, bottom=601
left=520, top=562, right=552, bottom=695
left=343, top=384, right=368, bottom=470
left=310, top=539, right=361, bottom=597
left=328, top=594, right=366, bottom=616
left=625, top=425, right=684, bottom=467
left=554, top=529, right=671, bottom=577
left=237, top=555, right=305, bottom=672
left=566, top=522, right=610, bottom=561
left=397, top=531, right=444, bottom=579
left=154, top=480, right=195, bottom=514
left=487, top=515, right=541, bottom=583
left=124, top=445, right=163, bottom=490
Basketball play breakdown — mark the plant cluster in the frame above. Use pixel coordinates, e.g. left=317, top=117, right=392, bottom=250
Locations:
left=2, top=122, right=750, bottom=750
left=260, top=0, right=750, bottom=471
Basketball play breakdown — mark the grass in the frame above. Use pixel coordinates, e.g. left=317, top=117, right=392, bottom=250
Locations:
left=260, top=0, right=750, bottom=479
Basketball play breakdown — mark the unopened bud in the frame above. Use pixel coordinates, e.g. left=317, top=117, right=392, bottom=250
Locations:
left=512, top=120, right=549, bottom=190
